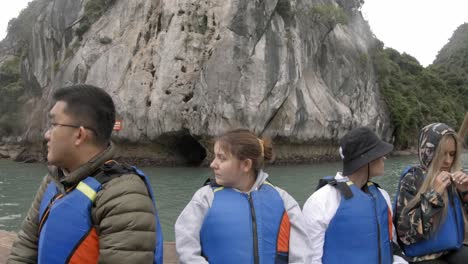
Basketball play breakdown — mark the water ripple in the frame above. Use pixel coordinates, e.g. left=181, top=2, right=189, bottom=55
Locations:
left=0, top=214, right=22, bottom=221
left=0, top=203, right=19, bottom=206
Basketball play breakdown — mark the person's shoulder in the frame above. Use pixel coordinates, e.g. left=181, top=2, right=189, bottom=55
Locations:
left=195, top=184, right=214, bottom=195
left=93, top=172, right=155, bottom=216
left=400, top=166, right=424, bottom=186
left=103, top=172, right=143, bottom=185
left=376, top=186, right=391, bottom=202
left=42, top=174, right=54, bottom=184
left=403, top=166, right=423, bottom=178
left=271, top=185, right=299, bottom=204
left=189, top=185, right=215, bottom=206
left=98, top=172, right=148, bottom=198
left=311, top=184, right=338, bottom=199
left=376, top=186, right=390, bottom=195
left=303, top=183, right=341, bottom=223
left=304, top=184, right=340, bottom=210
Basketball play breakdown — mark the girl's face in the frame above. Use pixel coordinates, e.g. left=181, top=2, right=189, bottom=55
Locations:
left=438, top=136, right=456, bottom=172
left=210, top=141, right=250, bottom=188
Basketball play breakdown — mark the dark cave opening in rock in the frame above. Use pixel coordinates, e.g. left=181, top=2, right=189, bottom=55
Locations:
left=174, top=133, right=207, bottom=166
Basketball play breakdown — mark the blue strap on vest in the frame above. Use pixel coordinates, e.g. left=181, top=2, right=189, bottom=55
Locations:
left=38, top=183, right=60, bottom=223
left=133, top=166, right=164, bottom=264
left=392, top=165, right=413, bottom=220
left=393, top=166, right=465, bottom=257
left=323, top=182, right=393, bottom=264
left=200, top=182, right=287, bottom=264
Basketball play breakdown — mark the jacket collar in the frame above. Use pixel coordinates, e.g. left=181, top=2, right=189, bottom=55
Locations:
left=245, top=170, right=269, bottom=193
left=48, top=142, right=116, bottom=188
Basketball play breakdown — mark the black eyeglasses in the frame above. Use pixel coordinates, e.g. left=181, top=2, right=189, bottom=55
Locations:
left=48, top=122, right=98, bottom=136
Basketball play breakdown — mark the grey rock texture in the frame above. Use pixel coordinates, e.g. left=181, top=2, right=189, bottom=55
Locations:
left=0, top=0, right=393, bottom=164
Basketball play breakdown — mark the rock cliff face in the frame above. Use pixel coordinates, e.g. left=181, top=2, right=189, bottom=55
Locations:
left=0, top=0, right=392, bottom=165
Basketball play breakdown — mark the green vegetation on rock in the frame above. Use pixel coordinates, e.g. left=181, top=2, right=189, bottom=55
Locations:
left=76, top=0, right=117, bottom=38
left=99, top=36, right=113, bottom=45
left=309, top=3, right=349, bottom=43
left=371, top=39, right=467, bottom=148
left=310, top=4, right=348, bottom=30
left=0, top=57, right=25, bottom=136
left=431, top=23, right=468, bottom=117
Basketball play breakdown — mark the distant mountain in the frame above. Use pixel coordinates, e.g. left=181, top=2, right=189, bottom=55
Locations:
left=433, top=23, right=468, bottom=76
left=431, top=23, right=468, bottom=123
left=370, top=22, right=468, bottom=148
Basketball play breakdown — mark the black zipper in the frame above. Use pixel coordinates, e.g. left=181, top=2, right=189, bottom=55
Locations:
left=370, top=192, right=382, bottom=264
left=248, top=193, right=260, bottom=264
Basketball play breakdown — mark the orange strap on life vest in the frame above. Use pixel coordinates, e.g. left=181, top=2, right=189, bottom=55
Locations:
left=277, top=211, right=291, bottom=253
left=387, top=207, right=393, bottom=241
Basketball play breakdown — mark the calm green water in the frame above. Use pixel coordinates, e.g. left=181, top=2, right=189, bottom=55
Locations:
left=1, top=154, right=466, bottom=241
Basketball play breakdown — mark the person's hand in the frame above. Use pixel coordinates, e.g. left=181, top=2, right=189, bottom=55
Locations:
left=434, top=171, right=452, bottom=194
left=451, top=170, right=468, bottom=193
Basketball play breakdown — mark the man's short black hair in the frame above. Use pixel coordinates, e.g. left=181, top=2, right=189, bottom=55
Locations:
left=52, top=84, right=116, bottom=146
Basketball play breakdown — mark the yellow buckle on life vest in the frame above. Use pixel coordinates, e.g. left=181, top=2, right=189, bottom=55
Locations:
left=213, top=187, right=225, bottom=193
left=77, top=182, right=97, bottom=201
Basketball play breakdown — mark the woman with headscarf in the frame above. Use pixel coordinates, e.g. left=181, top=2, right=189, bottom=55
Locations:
left=395, top=123, right=468, bottom=263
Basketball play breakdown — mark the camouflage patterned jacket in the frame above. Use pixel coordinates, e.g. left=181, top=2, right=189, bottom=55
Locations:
left=395, top=166, right=447, bottom=261
left=395, top=123, right=464, bottom=262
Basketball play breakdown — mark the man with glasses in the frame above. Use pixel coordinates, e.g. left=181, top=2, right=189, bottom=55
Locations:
left=8, top=84, right=163, bottom=264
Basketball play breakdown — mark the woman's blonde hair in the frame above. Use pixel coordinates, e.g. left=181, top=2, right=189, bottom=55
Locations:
left=406, top=133, right=462, bottom=231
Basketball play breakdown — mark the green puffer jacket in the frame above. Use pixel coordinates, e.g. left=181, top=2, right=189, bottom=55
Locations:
left=8, top=143, right=158, bottom=264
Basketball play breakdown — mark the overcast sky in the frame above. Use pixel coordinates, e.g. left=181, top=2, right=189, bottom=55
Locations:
left=362, top=0, right=468, bottom=66
left=1, top=1, right=468, bottom=67
left=0, top=0, right=31, bottom=40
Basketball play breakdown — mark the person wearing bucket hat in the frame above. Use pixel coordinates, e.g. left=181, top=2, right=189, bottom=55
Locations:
left=340, top=127, right=394, bottom=177
left=303, top=127, right=407, bottom=264
left=394, top=123, right=468, bottom=263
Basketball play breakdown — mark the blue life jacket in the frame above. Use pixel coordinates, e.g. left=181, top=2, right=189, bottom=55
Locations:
left=321, top=179, right=393, bottom=264
left=200, top=180, right=290, bottom=264
left=37, top=163, right=164, bottom=264
left=393, top=166, right=464, bottom=257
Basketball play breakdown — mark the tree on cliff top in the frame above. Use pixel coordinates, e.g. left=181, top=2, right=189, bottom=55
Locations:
left=310, top=3, right=349, bottom=42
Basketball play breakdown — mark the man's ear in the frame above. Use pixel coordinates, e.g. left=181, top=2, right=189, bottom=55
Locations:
left=74, top=126, right=90, bottom=146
